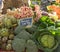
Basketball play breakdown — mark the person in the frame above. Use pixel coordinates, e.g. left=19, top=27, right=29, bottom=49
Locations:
left=0, top=0, right=4, bottom=13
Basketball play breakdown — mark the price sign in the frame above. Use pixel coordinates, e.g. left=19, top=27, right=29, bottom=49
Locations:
left=19, top=17, right=33, bottom=28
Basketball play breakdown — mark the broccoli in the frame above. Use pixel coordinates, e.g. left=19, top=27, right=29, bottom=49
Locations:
left=26, top=40, right=38, bottom=52
left=15, top=30, right=32, bottom=40
left=12, top=38, right=26, bottom=52
left=14, top=26, right=24, bottom=35
left=25, top=25, right=37, bottom=34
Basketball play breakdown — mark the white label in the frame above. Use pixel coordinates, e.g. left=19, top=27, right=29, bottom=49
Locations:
left=19, top=17, right=33, bottom=28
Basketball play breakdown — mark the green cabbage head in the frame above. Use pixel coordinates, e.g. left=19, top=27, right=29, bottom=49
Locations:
left=38, top=35, right=55, bottom=48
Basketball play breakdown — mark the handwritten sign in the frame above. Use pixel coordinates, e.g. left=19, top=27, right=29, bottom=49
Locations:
left=19, top=17, right=33, bottom=28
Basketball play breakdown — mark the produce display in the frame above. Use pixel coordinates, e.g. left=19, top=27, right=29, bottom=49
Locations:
left=0, top=0, right=60, bottom=52
left=7, top=6, right=34, bottom=19
left=0, top=15, right=17, bottom=51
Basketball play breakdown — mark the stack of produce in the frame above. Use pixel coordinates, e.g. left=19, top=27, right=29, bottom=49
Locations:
left=34, top=28, right=59, bottom=52
left=26, top=14, right=60, bottom=52
left=15, top=6, right=34, bottom=19
left=12, top=30, right=38, bottom=52
left=0, top=15, right=17, bottom=51
left=6, top=5, right=42, bottom=23
left=0, top=5, right=39, bottom=52
left=0, top=2, right=59, bottom=52
left=6, top=6, right=34, bottom=19
left=47, top=5, right=60, bottom=19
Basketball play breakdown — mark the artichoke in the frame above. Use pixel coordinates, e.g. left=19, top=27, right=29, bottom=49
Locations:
left=6, top=44, right=12, bottom=51
left=7, top=40, right=12, bottom=44
left=3, top=17, right=12, bottom=28
left=10, top=16, right=17, bottom=24
left=38, top=35, right=55, bottom=48
left=9, top=33, right=14, bottom=40
left=10, top=16, right=17, bottom=27
left=0, top=28, right=9, bottom=37
left=2, top=15, right=17, bottom=28
left=2, top=37, right=8, bottom=43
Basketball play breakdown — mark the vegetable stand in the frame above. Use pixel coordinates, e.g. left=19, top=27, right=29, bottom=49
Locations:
left=0, top=0, right=60, bottom=52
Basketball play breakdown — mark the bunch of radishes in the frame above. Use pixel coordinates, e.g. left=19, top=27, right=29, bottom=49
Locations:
left=15, top=6, right=34, bottom=19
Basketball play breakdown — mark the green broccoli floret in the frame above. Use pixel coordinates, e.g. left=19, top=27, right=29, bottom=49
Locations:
left=26, top=40, right=38, bottom=52
left=12, top=38, right=26, bottom=52
left=14, top=26, right=24, bottom=34
left=15, top=30, right=32, bottom=40
left=25, top=25, right=37, bottom=34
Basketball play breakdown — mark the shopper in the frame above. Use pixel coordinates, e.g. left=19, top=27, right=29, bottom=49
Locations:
left=0, top=0, right=4, bottom=13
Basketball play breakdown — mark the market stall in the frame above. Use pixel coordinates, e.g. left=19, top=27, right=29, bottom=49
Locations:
left=0, top=0, right=60, bottom=52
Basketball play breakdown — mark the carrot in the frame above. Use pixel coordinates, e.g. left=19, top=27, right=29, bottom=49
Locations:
left=48, top=5, right=60, bottom=19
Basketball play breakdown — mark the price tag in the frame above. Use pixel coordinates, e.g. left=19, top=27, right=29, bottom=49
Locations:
left=19, top=17, right=33, bottom=28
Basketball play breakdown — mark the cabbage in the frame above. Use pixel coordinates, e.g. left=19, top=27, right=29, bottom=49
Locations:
left=38, top=35, right=55, bottom=48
